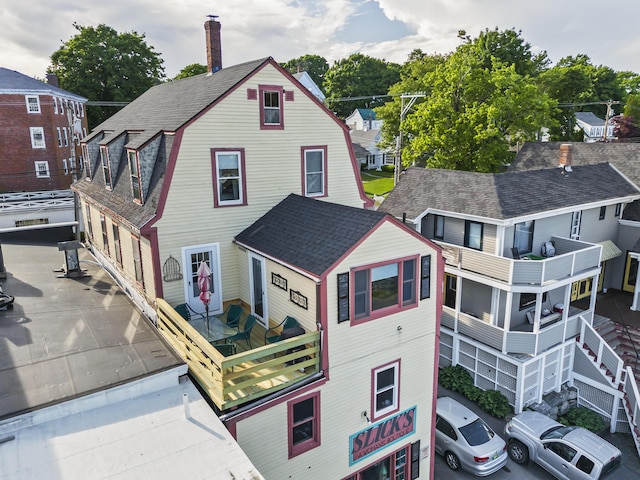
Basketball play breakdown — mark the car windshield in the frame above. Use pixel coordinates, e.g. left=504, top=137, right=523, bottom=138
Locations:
left=459, top=418, right=494, bottom=446
left=540, top=425, right=578, bottom=440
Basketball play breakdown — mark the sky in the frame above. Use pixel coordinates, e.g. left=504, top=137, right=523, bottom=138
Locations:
left=2, top=0, right=639, bottom=82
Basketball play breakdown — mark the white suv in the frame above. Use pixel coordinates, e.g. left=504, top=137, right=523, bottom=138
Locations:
left=504, top=411, right=622, bottom=479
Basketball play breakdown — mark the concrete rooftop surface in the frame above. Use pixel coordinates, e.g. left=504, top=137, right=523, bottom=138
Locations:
left=0, top=233, right=183, bottom=420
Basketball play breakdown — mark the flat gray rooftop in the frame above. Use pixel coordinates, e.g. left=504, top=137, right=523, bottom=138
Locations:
left=0, top=234, right=183, bottom=420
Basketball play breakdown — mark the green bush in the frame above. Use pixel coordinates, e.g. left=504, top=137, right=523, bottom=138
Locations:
left=438, top=365, right=474, bottom=393
left=477, top=390, right=513, bottom=419
left=558, top=407, right=605, bottom=433
left=380, top=164, right=395, bottom=173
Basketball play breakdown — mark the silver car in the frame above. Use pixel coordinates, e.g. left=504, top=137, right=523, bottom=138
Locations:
left=435, top=397, right=508, bottom=476
left=504, top=411, right=622, bottom=479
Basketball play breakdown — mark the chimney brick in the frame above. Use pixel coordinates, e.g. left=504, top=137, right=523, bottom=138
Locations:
left=205, top=19, right=222, bottom=73
left=46, top=73, right=59, bottom=88
left=559, top=143, right=572, bottom=167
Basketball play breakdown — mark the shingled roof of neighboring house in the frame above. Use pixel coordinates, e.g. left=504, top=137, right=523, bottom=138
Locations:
left=0, top=67, right=87, bottom=101
left=73, top=58, right=271, bottom=230
left=235, top=194, right=388, bottom=277
left=575, top=111, right=606, bottom=127
left=509, top=142, right=640, bottom=185
left=378, top=164, right=640, bottom=223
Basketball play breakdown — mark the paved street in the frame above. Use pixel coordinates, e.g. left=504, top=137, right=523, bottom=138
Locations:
left=435, top=386, right=640, bottom=479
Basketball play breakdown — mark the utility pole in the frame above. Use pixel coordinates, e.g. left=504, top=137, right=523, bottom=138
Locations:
left=66, top=102, right=81, bottom=241
left=602, top=100, right=620, bottom=142
left=395, top=93, right=425, bottom=186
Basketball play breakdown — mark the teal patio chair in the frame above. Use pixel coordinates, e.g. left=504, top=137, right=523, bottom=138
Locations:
left=265, top=315, right=299, bottom=344
left=174, top=303, right=199, bottom=322
left=222, top=304, right=244, bottom=330
left=214, top=342, right=237, bottom=357
left=229, top=314, right=257, bottom=349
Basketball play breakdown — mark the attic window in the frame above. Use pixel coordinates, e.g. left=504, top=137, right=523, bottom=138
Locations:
left=259, top=85, right=284, bottom=130
left=100, top=146, right=112, bottom=189
left=128, top=150, right=142, bottom=202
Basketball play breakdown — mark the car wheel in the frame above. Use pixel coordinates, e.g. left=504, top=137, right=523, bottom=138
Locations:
left=444, top=451, right=461, bottom=471
left=508, top=440, right=529, bottom=464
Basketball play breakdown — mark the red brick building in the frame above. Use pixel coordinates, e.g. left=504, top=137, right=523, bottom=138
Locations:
left=0, top=68, right=88, bottom=193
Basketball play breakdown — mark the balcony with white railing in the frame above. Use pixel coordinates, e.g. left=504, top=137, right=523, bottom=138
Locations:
left=439, top=236, right=601, bottom=286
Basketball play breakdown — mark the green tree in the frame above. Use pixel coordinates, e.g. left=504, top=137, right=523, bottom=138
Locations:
left=474, top=27, right=550, bottom=76
left=281, top=54, right=329, bottom=88
left=323, top=53, right=401, bottom=119
left=401, top=42, right=555, bottom=172
left=49, top=23, right=165, bottom=128
left=173, top=63, right=207, bottom=80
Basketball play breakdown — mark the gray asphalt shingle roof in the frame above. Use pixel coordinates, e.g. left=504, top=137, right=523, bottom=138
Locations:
left=235, top=194, right=388, bottom=277
left=378, top=164, right=640, bottom=222
left=0, top=67, right=87, bottom=101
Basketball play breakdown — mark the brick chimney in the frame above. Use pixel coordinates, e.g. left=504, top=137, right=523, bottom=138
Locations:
left=46, top=73, right=59, bottom=87
left=205, top=17, right=222, bottom=73
left=559, top=143, right=572, bottom=168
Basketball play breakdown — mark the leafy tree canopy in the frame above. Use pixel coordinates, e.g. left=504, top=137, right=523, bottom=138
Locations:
left=49, top=23, right=165, bottom=128
left=473, top=27, right=550, bottom=76
left=173, top=63, right=207, bottom=80
left=323, top=53, right=401, bottom=119
left=281, top=54, right=329, bottom=88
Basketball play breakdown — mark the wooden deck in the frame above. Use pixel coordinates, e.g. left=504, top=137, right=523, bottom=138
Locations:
left=156, top=299, right=321, bottom=411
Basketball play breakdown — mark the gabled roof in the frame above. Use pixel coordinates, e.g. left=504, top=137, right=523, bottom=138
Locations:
left=510, top=142, right=640, bottom=185
left=575, top=111, right=606, bottom=127
left=0, top=67, right=87, bottom=101
left=350, top=129, right=381, bottom=146
left=86, top=57, right=270, bottom=142
left=378, top=164, right=640, bottom=223
left=356, top=108, right=376, bottom=120
left=235, top=194, right=388, bottom=277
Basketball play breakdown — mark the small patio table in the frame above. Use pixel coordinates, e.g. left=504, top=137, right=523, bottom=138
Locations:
left=189, top=315, right=237, bottom=343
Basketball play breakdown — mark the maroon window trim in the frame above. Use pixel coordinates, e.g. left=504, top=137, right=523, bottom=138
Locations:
left=259, top=84, right=284, bottom=130
left=211, top=148, right=247, bottom=208
left=288, top=391, right=321, bottom=458
left=300, top=145, right=328, bottom=198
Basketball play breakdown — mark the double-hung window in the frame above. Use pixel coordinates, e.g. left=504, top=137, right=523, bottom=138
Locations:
left=85, top=204, right=93, bottom=240
left=302, top=146, right=326, bottom=197
left=514, top=220, right=534, bottom=254
left=212, top=149, right=246, bottom=207
left=25, top=95, right=40, bottom=113
left=132, top=235, right=143, bottom=283
left=259, top=85, right=283, bottom=129
left=112, top=223, right=122, bottom=265
left=464, top=220, right=483, bottom=250
left=353, top=257, right=417, bottom=322
left=34, top=161, right=50, bottom=178
left=128, top=151, right=142, bottom=202
left=30, top=127, right=46, bottom=148
left=100, top=214, right=109, bottom=254
left=100, top=146, right=111, bottom=189
left=372, top=361, right=400, bottom=420
left=288, top=392, right=320, bottom=458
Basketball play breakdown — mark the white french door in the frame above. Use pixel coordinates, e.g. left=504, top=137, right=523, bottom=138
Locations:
left=249, top=252, right=268, bottom=329
left=182, top=243, right=222, bottom=315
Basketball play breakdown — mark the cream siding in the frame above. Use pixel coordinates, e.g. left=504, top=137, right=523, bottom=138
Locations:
left=154, top=63, right=365, bottom=306
left=234, top=220, right=439, bottom=479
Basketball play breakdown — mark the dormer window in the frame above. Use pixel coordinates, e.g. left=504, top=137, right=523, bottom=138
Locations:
left=100, top=146, right=111, bottom=189
left=259, top=85, right=284, bottom=130
left=81, top=143, right=92, bottom=179
left=128, top=150, right=142, bottom=202
left=25, top=95, right=40, bottom=113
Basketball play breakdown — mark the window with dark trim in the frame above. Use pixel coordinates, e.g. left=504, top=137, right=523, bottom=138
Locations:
left=420, top=255, right=431, bottom=300
left=212, top=149, right=247, bottom=207
left=128, top=150, right=142, bottom=202
left=259, top=85, right=284, bottom=129
left=353, top=257, right=417, bottom=322
left=615, top=203, right=621, bottom=217
left=100, top=146, right=111, bottom=189
left=337, top=272, right=350, bottom=323
left=132, top=235, right=143, bottom=283
left=514, top=221, right=534, bottom=254
left=112, top=223, right=122, bottom=266
left=433, top=215, right=444, bottom=239
left=288, top=391, right=320, bottom=458
left=464, top=220, right=483, bottom=250
left=599, top=206, right=606, bottom=220
left=100, top=214, right=109, bottom=254
left=372, top=360, right=400, bottom=420
left=302, top=146, right=327, bottom=197
left=519, top=292, right=547, bottom=310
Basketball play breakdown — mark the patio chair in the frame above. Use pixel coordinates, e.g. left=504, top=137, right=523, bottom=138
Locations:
left=214, top=342, right=237, bottom=357
left=265, top=316, right=299, bottom=344
left=222, top=303, right=244, bottom=330
left=174, top=303, right=199, bottom=321
left=229, top=314, right=257, bottom=349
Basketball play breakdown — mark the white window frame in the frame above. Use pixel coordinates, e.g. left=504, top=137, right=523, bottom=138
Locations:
left=25, top=95, right=41, bottom=113
left=372, top=361, right=400, bottom=420
left=35, top=161, right=50, bottom=178
left=53, top=97, right=58, bottom=114
left=63, top=127, right=69, bottom=146
left=214, top=150, right=244, bottom=206
left=30, top=127, right=46, bottom=148
left=303, top=147, right=326, bottom=197
left=63, top=159, right=69, bottom=175
left=57, top=127, right=63, bottom=147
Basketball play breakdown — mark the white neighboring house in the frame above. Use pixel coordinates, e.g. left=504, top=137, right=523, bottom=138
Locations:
left=345, top=108, right=383, bottom=131
left=292, top=71, right=325, bottom=102
left=350, top=128, right=393, bottom=171
left=575, top=111, right=615, bottom=142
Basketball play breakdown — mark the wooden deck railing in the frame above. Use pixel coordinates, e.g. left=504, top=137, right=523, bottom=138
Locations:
left=156, top=298, right=321, bottom=411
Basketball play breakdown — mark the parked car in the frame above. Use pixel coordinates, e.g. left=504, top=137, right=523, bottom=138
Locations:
left=435, top=397, right=508, bottom=476
left=504, top=411, right=622, bottom=479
